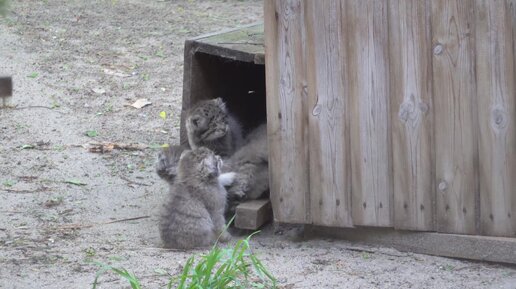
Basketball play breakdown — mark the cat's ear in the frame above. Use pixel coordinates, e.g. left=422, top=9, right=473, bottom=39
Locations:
left=199, top=156, right=217, bottom=175
left=213, top=97, right=227, bottom=112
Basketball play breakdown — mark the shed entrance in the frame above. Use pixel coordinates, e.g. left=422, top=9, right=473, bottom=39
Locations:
left=180, top=24, right=266, bottom=144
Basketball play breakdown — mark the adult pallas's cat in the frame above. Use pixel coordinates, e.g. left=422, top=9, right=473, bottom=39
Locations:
left=223, top=124, right=269, bottom=216
left=185, top=97, right=243, bottom=158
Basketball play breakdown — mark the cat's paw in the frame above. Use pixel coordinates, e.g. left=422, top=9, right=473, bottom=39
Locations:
left=156, top=151, right=168, bottom=172
left=228, top=188, right=246, bottom=200
left=156, top=152, right=177, bottom=182
left=218, top=172, right=236, bottom=186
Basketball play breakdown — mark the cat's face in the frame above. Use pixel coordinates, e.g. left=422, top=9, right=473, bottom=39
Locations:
left=179, top=147, right=223, bottom=179
left=186, top=98, right=229, bottom=142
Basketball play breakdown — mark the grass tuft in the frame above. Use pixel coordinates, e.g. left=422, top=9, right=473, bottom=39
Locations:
left=91, top=231, right=276, bottom=289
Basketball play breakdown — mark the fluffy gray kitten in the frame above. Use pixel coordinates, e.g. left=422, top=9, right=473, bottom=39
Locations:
left=185, top=97, right=244, bottom=158
left=159, top=147, right=235, bottom=249
left=223, top=124, right=269, bottom=216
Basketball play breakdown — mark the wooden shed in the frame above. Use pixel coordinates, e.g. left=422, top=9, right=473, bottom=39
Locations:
left=264, top=0, right=516, bottom=262
left=181, top=0, right=516, bottom=263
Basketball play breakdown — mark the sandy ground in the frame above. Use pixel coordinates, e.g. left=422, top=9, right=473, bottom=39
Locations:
left=0, top=1, right=515, bottom=288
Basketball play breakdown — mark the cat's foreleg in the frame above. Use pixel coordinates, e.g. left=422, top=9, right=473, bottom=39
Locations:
left=212, top=211, right=232, bottom=242
left=218, top=172, right=236, bottom=186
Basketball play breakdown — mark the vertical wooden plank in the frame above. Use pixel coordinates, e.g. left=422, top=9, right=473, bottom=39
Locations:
left=476, top=0, right=516, bottom=237
left=264, top=0, right=310, bottom=224
left=389, top=0, right=434, bottom=231
left=347, top=0, right=393, bottom=227
left=432, top=0, right=478, bottom=234
left=305, top=0, right=352, bottom=227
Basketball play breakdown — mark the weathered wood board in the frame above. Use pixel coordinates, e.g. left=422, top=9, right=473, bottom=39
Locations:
left=476, top=0, right=516, bottom=237
left=265, top=0, right=310, bottom=224
left=265, top=0, right=516, bottom=237
left=432, top=0, right=478, bottom=235
left=305, top=0, right=352, bottom=227
left=389, top=0, right=434, bottom=231
left=347, top=0, right=393, bottom=227
left=235, top=199, right=273, bottom=230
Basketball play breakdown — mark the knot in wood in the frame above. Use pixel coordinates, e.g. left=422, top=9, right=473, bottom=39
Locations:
left=419, top=102, right=429, bottom=114
left=491, top=108, right=508, bottom=130
left=312, top=104, right=321, bottom=116
left=433, top=43, right=444, bottom=55
left=438, top=181, right=448, bottom=192
left=398, top=94, right=425, bottom=126
left=398, top=101, right=414, bottom=123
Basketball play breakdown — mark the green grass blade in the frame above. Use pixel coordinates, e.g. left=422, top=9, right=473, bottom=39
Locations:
left=176, top=256, right=195, bottom=289
left=91, top=261, right=142, bottom=289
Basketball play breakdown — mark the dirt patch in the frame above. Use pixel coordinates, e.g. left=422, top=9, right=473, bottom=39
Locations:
left=0, top=1, right=515, bottom=288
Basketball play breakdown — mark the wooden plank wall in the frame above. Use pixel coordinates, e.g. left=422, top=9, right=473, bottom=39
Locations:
left=265, top=0, right=310, bottom=224
left=265, top=0, right=516, bottom=237
left=476, top=0, right=516, bottom=236
left=432, top=0, right=478, bottom=235
left=389, top=0, right=434, bottom=231
left=305, top=0, right=352, bottom=227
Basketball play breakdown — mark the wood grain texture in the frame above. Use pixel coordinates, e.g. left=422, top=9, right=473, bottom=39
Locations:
left=304, top=0, right=352, bottom=227
left=476, top=0, right=516, bottom=237
left=180, top=40, right=198, bottom=146
left=389, top=0, right=434, bottom=231
left=432, top=0, right=478, bottom=234
left=264, top=0, right=310, bottom=224
left=347, top=0, right=393, bottom=227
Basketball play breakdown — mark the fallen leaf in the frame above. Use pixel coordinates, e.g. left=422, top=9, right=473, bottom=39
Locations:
left=154, top=268, right=168, bottom=276
left=130, top=98, right=152, bottom=109
left=159, top=111, right=167, bottom=120
left=155, top=50, right=165, bottom=58
left=2, top=180, right=14, bottom=187
left=27, top=72, right=39, bottom=78
left=91, top=87, right=106, bottom=94
left=85, top=130, right=98, bottom=137
left=103, top=68, right=130, bottom=78
left=149, top=144, right=163, bottom=149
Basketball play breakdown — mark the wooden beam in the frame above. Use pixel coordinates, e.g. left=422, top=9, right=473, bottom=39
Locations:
left=306, top=225, right=516, bottom=265
left=235, top=199, right=272, bottom=230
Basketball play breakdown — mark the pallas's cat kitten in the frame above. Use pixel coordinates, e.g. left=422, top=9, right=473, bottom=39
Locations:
left=159, top=147, right=235, bottom=249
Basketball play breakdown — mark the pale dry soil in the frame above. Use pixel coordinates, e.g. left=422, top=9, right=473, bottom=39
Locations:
left=0, top=1, right=515, bottom=288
